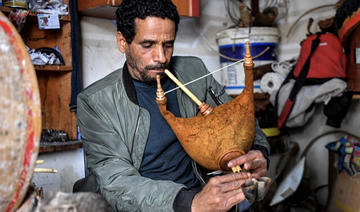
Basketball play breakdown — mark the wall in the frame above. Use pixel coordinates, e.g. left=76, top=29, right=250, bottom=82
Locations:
left=80, top=0, right=339, bottom=87
left=75, top=0, right=360, bottom=207
left=32, top=149, right=85, bottom=200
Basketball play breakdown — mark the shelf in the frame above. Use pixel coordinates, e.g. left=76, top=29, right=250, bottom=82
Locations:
left=35, top=65, right=73, bottom=71
left=0, top=6, right=71, bottom=22
left=77, top=0, right=200, bottom=19
left=22, top=21, right=73, bottom=74
left=36, top=71, right=77, bottom=139
left=40, top=140, right=82, bottom=153
left=172, top=0, right=200, bottom=17
left=1, top=0, right=77, bottom=140
left=78, top=0, right=122, bottom=11
left=353, top=94, right=360, bottom=100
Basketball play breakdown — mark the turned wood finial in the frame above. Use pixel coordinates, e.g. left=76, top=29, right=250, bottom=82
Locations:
left=244, top=41, right=254, bottom=68
left=199, top=102, right=213, bottom=116
left=156, top=75, right=167, bottom=104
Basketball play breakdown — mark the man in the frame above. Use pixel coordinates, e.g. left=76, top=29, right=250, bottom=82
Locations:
left=77, top=0, right=270, bottom=211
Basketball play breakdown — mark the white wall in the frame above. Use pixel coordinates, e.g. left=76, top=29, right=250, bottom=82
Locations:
left=77, top=0, right=360, bottom=207
left=80, top=0, right=341, bottom=87
left=32, top=149, right=85, bottom=199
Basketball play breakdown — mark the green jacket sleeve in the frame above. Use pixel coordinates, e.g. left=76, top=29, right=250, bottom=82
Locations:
left=77, top=93, right=185, bottom=212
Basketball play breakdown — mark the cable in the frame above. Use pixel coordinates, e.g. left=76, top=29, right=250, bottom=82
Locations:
left=165, top=47, right=270, bottom=95
left=286, top=4, right=336, bottom=38
left=300, top=130, right=360, bottom=159
left=225, top=0, right=241, bottom=26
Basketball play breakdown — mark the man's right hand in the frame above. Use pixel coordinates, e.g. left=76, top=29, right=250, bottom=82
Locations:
left=191, top=172, right=250, bottom=212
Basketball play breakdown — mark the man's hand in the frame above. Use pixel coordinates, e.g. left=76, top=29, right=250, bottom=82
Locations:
left=227, top=150, right=267, bottom=179
left=191, top=172, right=249, bottom=212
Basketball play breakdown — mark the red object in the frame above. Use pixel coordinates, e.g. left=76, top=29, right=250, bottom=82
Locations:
left=276, top=32, right=348, bottom=128
left=338, top=10, right=360, bottom=92
left=189, top=0, right=200, bottom=17
left=278, top=99, right=294, bottom=128
left=293, top=33, right=347, bottom=80
left=338, top=10, right=360, bottom=46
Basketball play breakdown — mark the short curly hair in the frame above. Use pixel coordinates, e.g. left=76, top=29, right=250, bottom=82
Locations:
left=116, top=0, right=180, bottom=44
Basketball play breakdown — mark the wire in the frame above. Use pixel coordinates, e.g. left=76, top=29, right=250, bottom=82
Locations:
left=286, top=4, right=336, bottom=38
left=264, top=0, right=285, bottom=8
left=300, top=130, right=360, bottom=159
left=225, top=0, right=241, bottom=26
left=165, top=59, right=243, bottom=95
left=199, top=31, right=270, bottom=62
left=164, top=47, right=270, bottom=95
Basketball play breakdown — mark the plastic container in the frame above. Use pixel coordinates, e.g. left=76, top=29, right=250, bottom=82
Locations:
left=216, top=27, right=279, bottom=94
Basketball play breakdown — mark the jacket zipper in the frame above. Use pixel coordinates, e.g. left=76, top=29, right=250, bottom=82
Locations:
left=192, top=160, right=206, bottom=185
left=130, top=108, right=141, bottom=167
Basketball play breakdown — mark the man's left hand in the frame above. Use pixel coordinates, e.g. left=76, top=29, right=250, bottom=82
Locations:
left=227, top=150, right=267, bottom=179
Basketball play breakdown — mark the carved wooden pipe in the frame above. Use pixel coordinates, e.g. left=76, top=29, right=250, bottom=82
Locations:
left=156, top=42, right=255, bottom=171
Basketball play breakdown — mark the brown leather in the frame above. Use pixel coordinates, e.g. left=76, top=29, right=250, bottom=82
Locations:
left=156, top=42, right=255, bottom=171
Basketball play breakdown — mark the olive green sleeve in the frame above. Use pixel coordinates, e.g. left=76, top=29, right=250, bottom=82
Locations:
left=77, top=93, right=185, bottom=212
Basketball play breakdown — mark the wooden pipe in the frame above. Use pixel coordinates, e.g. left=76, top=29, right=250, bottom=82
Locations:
left=156, top=42, right=255, bottom=171
left=162, top=70, right=213, bottom=116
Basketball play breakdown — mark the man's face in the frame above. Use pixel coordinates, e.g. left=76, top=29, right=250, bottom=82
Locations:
left=117, top=17, right=176, bottom=83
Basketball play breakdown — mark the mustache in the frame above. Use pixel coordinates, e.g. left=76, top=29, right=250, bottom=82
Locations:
left=144, top=63, right=168, bottom=71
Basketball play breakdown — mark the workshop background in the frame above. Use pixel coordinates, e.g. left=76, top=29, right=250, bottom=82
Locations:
left=1, top=0, right=360, bottom=211
left=35, top=0, right=360, bottom=209
left=78, top=0, right=360, bottom=209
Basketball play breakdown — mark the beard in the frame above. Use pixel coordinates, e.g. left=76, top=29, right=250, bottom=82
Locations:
left=126, top=51, right=168, bottom=84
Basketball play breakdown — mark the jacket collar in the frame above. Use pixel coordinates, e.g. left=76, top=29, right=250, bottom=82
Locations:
left=122, top=62, right=139, bottom=105
left=121, top=60, right=178, bottom=106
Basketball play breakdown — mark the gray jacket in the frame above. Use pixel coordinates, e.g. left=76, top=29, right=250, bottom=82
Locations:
left=77, top=56, right=270, bottom=212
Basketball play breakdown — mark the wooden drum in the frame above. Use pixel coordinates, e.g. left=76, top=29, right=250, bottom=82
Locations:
left=0, top=12, right=41, bottom=212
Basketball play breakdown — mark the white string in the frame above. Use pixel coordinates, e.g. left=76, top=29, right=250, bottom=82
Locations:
left=164, top=59, right=244, bottom=95
left=164, top=46, right=270, bottom=95
left=271, top=59, right=296, bottom=78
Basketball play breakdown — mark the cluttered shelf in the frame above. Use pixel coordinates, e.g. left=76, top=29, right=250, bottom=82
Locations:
left=35, top=65, right=73, bottom=71
left=40, top=140, right=82, bottom=153
left=77, top=0, right=199, bottom=18
left=0, top=6, right=71, bottom=22
left=1, top=5, right=74, bottom=72
left=39, top=129, right=80, bottom=153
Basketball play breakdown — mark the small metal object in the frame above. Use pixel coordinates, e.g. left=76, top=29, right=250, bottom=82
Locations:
left=208, top=86, right=225, bottom=106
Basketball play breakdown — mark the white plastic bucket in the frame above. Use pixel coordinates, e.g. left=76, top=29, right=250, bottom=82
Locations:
left=216, top=27, right=279, bottom=95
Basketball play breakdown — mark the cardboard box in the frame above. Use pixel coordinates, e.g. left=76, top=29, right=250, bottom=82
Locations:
left=328, top=171, right=360, bottom=212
